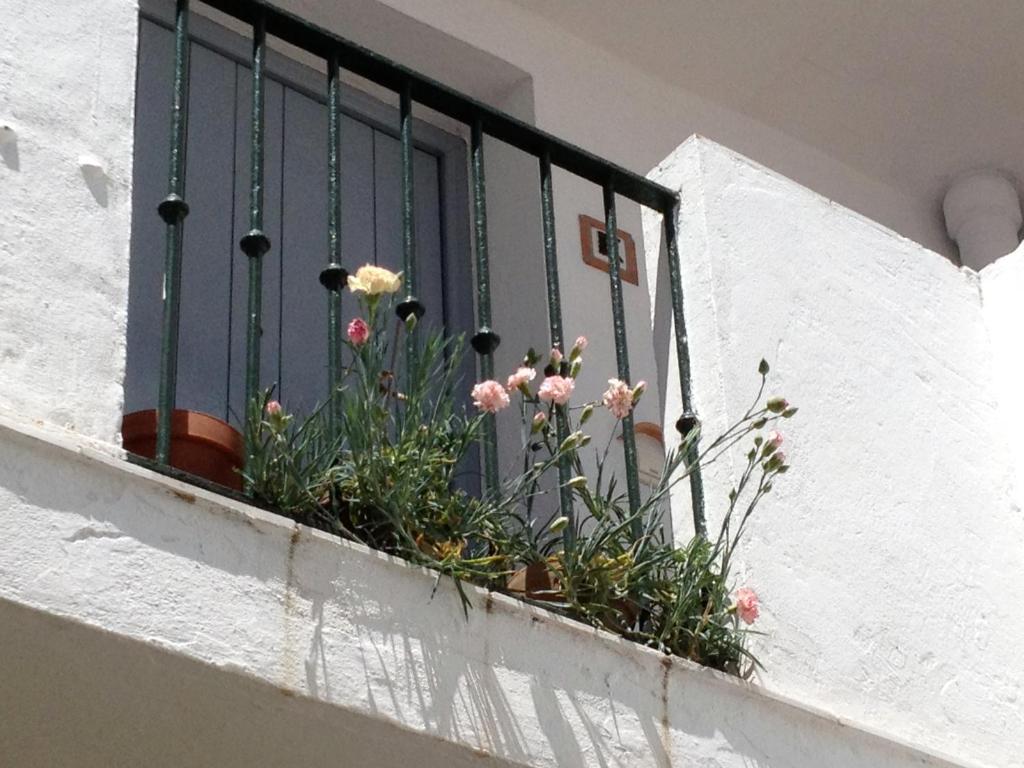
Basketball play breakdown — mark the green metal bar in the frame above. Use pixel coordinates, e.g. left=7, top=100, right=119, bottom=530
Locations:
left=663, top=201, right=707, bottom=537
left=155, top=0, right=192, bottom=464
left=396, top=82, right=424, bottom=391
left=240, top=10, right=270, bottom=489
left=469, top=119, right=500, bottom=494
left=400, top=83, right=416, bottom=296
left=199, top=0, right=678, bottom=213
left=539, top=150, right=574, bottom=546
left=319, top=50, right=346, bottom=442
left=394, top=84, right=425, bottom=318
left=603, top=182, right=642, bottom=531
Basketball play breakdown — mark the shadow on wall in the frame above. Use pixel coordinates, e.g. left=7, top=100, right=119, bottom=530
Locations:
left=0, top=126, right=19, bottom=170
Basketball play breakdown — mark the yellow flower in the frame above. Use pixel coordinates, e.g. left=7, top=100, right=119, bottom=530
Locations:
left=347, top=264, right=402, bottom=296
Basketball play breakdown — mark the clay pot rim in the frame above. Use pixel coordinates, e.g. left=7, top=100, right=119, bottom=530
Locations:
left=121, top=408, right=244, bottom=454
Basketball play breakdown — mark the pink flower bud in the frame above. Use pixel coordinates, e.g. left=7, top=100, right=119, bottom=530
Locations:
left=347, top=317, right=370, bottom=346
left=265, top=400, right=282, bottom=416
left=506, top=366, right=536, bottom=391
left=574, top=336, right=588, bottom=351
left=766, top=430, right=783, bottom=450
left=550, top=347, right=563, bottom=366
left=733, top=587, right=760, bottom=625
left=531, top=411, right=547, bottom=433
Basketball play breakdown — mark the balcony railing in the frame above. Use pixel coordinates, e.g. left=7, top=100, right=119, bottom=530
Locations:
left=140, top=0, right=707, bottom=536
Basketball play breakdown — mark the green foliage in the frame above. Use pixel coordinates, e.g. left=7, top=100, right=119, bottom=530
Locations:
left=240, top=277, right=796, bottom=674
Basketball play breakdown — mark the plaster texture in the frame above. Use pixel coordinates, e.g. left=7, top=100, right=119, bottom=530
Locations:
left=646, top=136, right=1024, bottom=768
left=0, top=414, right=975, bottom=768
left=980, top=244, right=1024, bottom=507
left=0, top=0, right=138, bottom=443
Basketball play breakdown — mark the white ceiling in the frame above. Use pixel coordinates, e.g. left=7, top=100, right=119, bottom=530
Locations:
left=507, top=0, right=1024, bottom=226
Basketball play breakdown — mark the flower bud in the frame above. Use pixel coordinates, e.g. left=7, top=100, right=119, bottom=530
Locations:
left=531, top=411, right=547, bottom=433
left=548, top=516, right=569, bottom=534
left=782, top=407, right=798, bottom=418
left=766, top=396, right=788, bottom=413
left=347, top=318, right=370, bottom=346
left=579, top=404, right=594, bottom=424
left=632, top=380, right=647, bottom=403
left=559, top=432, right=580, bottom=452
left=569, top=337, right=587, bottom=362
left=567, top=476, right=588, bottom=489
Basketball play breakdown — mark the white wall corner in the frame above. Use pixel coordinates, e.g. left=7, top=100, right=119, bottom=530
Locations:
left=645, top=135, right=1024, bottom=768
left=0, top=0, right=139, bottom=444
left=979, top=243, right=1024, bottom=508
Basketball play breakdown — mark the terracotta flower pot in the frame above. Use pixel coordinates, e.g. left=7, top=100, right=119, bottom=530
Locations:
left=121, top=409, right=244, bottom=491
left=507, top=561, right=563, bottom=601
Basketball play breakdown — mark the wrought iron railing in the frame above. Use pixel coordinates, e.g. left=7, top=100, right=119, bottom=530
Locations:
left=146, top=0, right=707, bottom=536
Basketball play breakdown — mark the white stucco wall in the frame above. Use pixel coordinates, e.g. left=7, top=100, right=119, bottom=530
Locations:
left=0, top=415, right=976, bottom=768
left=647, top=136, right=1024, bottom=768
left=0, top=0, right=138, bottom=443
left=980, top=244, right=1024, bottom=507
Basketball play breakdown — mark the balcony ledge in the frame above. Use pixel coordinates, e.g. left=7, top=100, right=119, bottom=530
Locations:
left=0, top=412, right=979, bottom=768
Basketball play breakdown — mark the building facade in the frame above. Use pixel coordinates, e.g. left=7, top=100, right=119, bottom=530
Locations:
left=1, top=1, right=1022, bottom=765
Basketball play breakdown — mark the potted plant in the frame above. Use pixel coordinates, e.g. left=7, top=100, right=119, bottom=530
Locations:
left=238, top=264, right=797, bottom=676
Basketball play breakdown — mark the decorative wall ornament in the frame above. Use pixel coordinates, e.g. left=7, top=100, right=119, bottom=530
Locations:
left=579, top=214, right=639, bottom=285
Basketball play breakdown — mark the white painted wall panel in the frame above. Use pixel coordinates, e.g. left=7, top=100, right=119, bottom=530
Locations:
left=648, top=137, right=1024, bottom=768
left=0, top=0, right=139, bottom=442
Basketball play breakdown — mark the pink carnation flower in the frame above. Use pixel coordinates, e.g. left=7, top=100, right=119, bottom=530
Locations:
left=471, top=380, right=510, bottom=414
left=506, top=366, right=536, bottom=391
left=347, top=317, right=370, bottom=346
left=734, top=588, right=760, bottom=625
left=602, top=378, right=634, bottom=419
left=537, top=375, right=574, bottom=405
left=265, top=400, right=282, bottom=416
left=766, top=430, right=783, bottom=449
